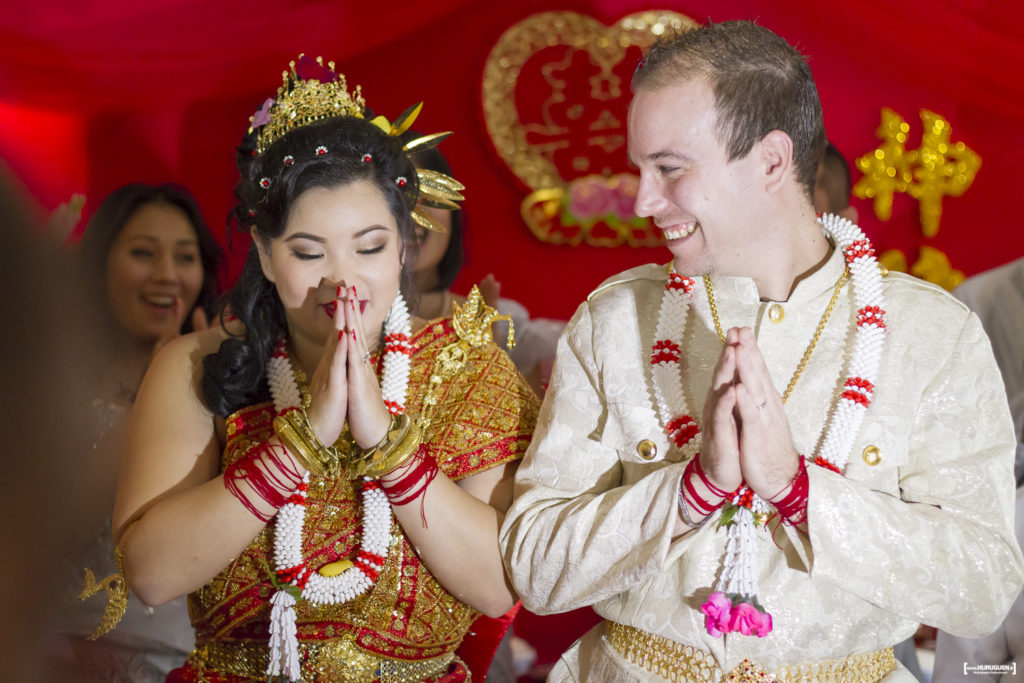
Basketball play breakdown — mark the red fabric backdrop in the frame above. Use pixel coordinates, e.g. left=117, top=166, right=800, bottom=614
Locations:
left=2, top=0, right=1023, bottom=318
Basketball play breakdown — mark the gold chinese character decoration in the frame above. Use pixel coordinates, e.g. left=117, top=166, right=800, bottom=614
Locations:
left=854, top=108, right=981, bottom=238
left=482, top=11, right=698, bottom=247
left=879, top=246, right=965, bottom=291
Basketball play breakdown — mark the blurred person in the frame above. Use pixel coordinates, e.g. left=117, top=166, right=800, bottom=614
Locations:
left=814, top=140, right=858, bottom=223
left=501, top=20, right=1022, bottom=681
left=80, top=183, right=222, bottom=422
left=51, top=183, right=223, bottom=682
left=952, top=258, right=1024, bottom=486
left=0, top=166, right=102, bottom=681
left=111, top=58, right=538, bottom=681
left=931, top=258, right=1024, bottom=679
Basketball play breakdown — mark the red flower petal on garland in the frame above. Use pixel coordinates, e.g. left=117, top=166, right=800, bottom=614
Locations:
left=844, top=239, right=875, bottom=263
left=651, top=339, right=681, bottom=365
left=384, top=332, right=413, bottom=355
left=856, top=306, right=886, bottom=328
left=665, top=415, right=700, bottom=448
left=666, top=272, right=696, bottom=294
left=813, top=456, right=842, bottom=474
left=840, top=390, right=872, bottom=407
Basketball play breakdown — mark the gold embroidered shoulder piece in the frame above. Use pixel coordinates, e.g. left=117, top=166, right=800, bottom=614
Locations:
left=418, top=285, right=515, bottom=431
left=451, top=285, right=514, bottom=350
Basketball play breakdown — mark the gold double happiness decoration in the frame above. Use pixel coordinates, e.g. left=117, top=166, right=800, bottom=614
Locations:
left=853, top=107, right=980, bottom=238
left=482, top=11, right=698, bottom=247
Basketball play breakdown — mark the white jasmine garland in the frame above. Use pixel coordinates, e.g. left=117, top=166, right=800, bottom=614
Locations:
left=265, top=293, right=413, bottom=680
left=648, top=215, right=886, bottom=635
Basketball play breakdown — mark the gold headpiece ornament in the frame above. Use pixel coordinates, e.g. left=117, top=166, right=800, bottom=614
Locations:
left=249, top=55, right=464, bottom=232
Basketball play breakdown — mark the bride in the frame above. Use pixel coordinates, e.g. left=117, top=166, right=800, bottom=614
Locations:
left=112, top=56, right=538, bottom=682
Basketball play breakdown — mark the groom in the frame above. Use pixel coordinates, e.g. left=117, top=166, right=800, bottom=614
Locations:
left=501, top=19, right=1022, bottom=681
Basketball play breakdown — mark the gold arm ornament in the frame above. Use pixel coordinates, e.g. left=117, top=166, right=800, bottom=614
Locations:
left=78, top=547, right=128, bottom=640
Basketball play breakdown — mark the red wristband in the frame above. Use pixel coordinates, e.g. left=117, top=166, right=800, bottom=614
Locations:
left=681, top=455, right=727, bottom=516
left=224, top=441, right=303, bottom=522
left=380, top=445, right=439, bottom=527
left=771, top=455, right=809, bottom=525
left=692, top=455, right=730, bottom=498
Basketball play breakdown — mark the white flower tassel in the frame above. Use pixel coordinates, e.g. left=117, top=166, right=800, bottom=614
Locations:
left=267, top=589, right=300, bottom=681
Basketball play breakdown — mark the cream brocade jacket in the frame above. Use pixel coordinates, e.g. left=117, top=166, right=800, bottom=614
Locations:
left=501, top=246, right=1024, bottom=680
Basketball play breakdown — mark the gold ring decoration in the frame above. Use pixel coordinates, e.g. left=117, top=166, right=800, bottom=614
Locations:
left=482, top=11, right=698, bottom=247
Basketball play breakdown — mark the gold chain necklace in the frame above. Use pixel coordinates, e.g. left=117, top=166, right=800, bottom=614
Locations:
left=702, top=268, right=849, bottom=405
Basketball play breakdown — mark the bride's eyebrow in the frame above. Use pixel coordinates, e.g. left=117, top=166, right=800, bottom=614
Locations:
left=353, top=225, right=388, bottom=238
left=284, top=232, right=325, bottom=243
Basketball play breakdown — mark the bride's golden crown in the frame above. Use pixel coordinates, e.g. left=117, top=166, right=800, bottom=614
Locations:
left=250, top=55, right=366, bottom=156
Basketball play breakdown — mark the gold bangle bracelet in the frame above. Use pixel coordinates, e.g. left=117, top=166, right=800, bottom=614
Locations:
left=366, top=418, right=422, bottom=478
left=273, top=410, right=341, bottom=478
left=352, top=414, right=423, bottom=478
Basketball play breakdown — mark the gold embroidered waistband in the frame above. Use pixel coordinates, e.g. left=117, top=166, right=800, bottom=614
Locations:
left=188, top=637, right=457, bottom=683
left=605, top=620, right=897, bottom=682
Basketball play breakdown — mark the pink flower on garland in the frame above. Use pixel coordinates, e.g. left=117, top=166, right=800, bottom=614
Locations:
left=701, top=591, right=733, bottom=637
left=729, top=600, right=772, bottom=637
left=700, top=592, right=773, bottom=638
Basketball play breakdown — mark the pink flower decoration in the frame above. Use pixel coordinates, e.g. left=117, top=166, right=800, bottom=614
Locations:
left=568, top=176, right=616, bottom=220
left=753, top=607, right=773, bottom=637
left=610, top=174, right=640, bottom=221
left=729, top=601, right=758, bottom=636
left=700, top=591, right=733, bottom=638
left=729, top=600, right=773, bottom=638
left=252, top=98, right=274, bottom=128
left=701, top=593, right=773, bottom=638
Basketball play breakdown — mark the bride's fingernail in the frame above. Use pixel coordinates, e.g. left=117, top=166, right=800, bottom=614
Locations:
left=338, top=329, right=344, bottom=341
